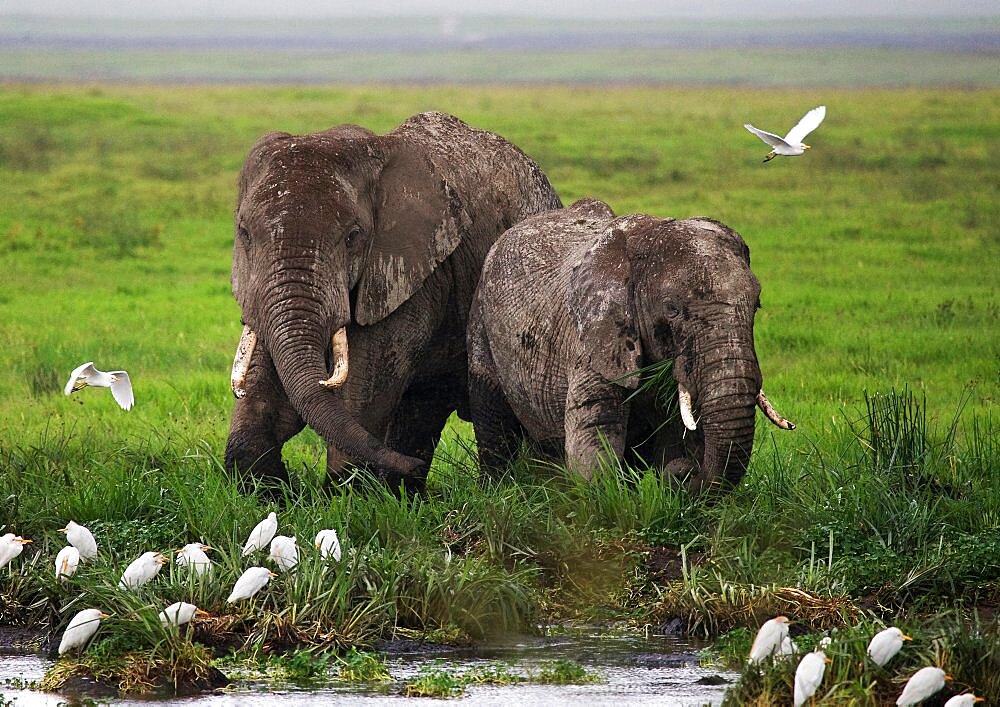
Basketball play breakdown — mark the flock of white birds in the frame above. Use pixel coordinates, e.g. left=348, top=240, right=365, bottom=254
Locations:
left=1, top=515, right=342, bottom=656
left=749, top=615, right=982, bottom=706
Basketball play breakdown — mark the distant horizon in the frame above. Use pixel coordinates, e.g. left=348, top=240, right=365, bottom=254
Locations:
left=1, top=0, right=997, bottom=20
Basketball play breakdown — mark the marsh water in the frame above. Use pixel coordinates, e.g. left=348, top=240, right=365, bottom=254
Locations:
left=0, top=632, right=736, bottom=706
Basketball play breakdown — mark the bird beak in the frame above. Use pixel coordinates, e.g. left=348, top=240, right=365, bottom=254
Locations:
left=157, top=556, right=169, bottom=564
left=201, top=546, right=213, bottom=551
left=803, top=144, right=811, bottom=150
left=974, top=698, right=985, bottom=703
left=174, top=549, right=184, bottom=555
left=16, top=538, right=32, bottom=544
left=99, top=613, right=110, bottom=618
left=315, top=541, right=322, bottom=548
left=58, top=527, right=68, bottom=533
left=901, top=633, right=912, bottom=641
left=269, top=571, right=278, bottom=577
left=944, top=674, right=953, bottom=681
left=196, top=609, right=211, bottom=618
left=825, top=657, right=832, bottom=663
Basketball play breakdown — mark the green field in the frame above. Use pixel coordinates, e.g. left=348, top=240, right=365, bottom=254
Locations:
left=0, top=84, right=998, bottom=701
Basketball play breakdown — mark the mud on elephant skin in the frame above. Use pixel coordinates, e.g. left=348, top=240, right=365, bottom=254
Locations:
left=467, top=198, right=793, bottom=493
left=225, top=111, right=561, bottom=490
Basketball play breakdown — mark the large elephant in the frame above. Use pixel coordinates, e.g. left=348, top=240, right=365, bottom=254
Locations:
left=467, top=198, right=794, bottom=492
left=225, top=111, right=561, bottom=490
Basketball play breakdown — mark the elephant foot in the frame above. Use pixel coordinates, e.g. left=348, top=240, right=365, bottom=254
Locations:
left=376, top=455, right=429, bottom=496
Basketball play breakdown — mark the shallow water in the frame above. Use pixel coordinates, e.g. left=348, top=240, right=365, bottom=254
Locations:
left=0, top=632, right=737, bottom=706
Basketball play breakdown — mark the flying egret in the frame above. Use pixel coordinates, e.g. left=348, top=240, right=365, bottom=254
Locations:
left=159, top=602, right=209, bottom=627
left=55, top=546, right=81, bottom=581
left=64, top=362, right=134, bottom=410
left=794, top=648, right=830, bottom=707
left=745, top=105, right=826, bottom=162
left=119, top=551, right=168, bottom=589
left=896, top=667, right=951, bottom=706
left=269, top=535, right=299, bottom=572
left=868, top=626, right=912, bottom=667
left=227, top=566, right=277, bottom=602
left=58, top=608, right=108, bottom=655
left=59, top=521, right=98, bottom=560
left=241, top=512, right=278, bottom=556
left=944, top=694, right=985, bottom=707
left=748, top=615, right=790, bottom=664
left=315, top=528, right=342, bottom=561
left=0, top=533, right=31, bottom=568
left=176, top=543, right=213, bottom=575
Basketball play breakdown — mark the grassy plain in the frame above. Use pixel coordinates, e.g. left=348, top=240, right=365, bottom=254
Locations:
left=0, top=84, right=998, bottom=701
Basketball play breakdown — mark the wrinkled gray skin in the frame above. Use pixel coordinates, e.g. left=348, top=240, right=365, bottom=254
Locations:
left=468, top=198, right=788, bottom=492
left=225, top=112, right=560, bottom=491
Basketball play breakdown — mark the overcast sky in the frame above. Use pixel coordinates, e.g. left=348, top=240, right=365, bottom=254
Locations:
left=2, top=0, right=997, bottom=18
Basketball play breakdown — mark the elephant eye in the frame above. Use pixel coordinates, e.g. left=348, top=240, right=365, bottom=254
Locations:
left=237, top=224, right=250, bottom=243
left=346, top=224, right=361, bottom=248
left=665, top=304, right=681, bottom=319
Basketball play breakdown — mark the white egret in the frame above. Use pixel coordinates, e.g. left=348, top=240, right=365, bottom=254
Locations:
left=794, top=648, right=829, bottom=707
left=241, top=512, right=278, bottom=556
left=64, top=362, right=134, bottom=410
left=315, top=528, right=342, bottom=561
left=0, top=533, right=31, bottom=568
left=868, top=626, right=912, bottom=667
left=268, top=535, right=299, bottom=572
left=944, top=694, right=985, bottom=707
left=55, top=546, right=81, bottom=581
left=119, top=551, right=168, bottom=589
left=227, top=566, right=277, bottom=602
left=779, top=634, right=798, bottom=656
left=159, top=602, right=209, bottom=627
left=58, top=608, right=108, bottom=655
left=59, top=521, right=98, bottom=560
left=897, top=667, right=951, bottom=706
left=748, top=615, right=790, bottom=664
left=745, top=105, right=826, bottom=162
left=819, top=636, right=833, bottom=648
left=176, top=543, right=213, bottom=575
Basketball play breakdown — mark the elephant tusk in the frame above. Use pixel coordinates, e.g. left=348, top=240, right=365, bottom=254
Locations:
left=678, top=383, right=698, bottom=431
left=319, top=326, right=349, bottom=388
left=757, top=389, right=796, bottom=430
left=231, top=325, right=257, bottom=399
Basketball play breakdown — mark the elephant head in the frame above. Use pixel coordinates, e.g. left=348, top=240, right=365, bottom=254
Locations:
left=570, top=214, right=793, bottom=490
left=229, top=123, right=471, bottom=482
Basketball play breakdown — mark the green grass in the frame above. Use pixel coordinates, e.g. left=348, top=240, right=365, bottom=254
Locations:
left=0, top=84, right=997, bottom=700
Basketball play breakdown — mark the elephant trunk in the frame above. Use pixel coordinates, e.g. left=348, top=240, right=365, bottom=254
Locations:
left=686, top=341, right=762, bottom=491
left=251, top=268, right=424, bottom=485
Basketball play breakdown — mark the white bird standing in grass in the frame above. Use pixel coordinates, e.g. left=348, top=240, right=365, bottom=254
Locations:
left=227, top=566, right=277, bottom=602
left=176, top=543, right=212, bottom=575
left=0, top=533, right=31, bottom=568
left=779, top=634, right=798, bottom=656
left=896, top=667, right=951, bottom=706
left=242, top=512, right=278, bottom=556
left=55, top=546, right=81, bottom=581
left=59, top=521, right=98, bottom=560
left=119, top=551, right=168, bottom=589
left=868, top=626, right=912, bottom=667
left=58, top=608, right=108, bottom=655
left=749, top=615, right=790, bottom=664
left=64, top=362, right=134, bottom=410
left=944, top=694, right=985, bottom=707
left=315, top=529, right=342, bottom=561
left=745, top=105, right=826, bottom=162
left=159, top=602, right=209, bottom=627
left=794, top=648, right=830, bottom=707
left=268, top=535, right=299, bottom=572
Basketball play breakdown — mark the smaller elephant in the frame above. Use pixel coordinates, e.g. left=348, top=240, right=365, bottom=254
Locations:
left=467, top=198, right=793, bottom=492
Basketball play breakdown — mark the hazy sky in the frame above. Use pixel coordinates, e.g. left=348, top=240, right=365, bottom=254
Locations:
left=2, top=0, right=997, bottom=18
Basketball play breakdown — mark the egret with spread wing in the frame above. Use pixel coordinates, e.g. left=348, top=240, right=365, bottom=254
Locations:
left=64, top=362, right=134, bottom=410
left=745, top=105, right=826, bottom=162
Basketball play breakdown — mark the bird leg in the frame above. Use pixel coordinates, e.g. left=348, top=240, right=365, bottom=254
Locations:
left=763, top=152, right=776, bottom=163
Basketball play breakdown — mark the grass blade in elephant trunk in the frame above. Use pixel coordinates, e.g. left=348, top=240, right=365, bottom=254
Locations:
left=265, top=324, right=425, bottom=488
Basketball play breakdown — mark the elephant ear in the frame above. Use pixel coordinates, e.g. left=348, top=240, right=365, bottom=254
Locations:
left=354, top=143, right=469, bottom=326
left=568, top=218, right=645, bottom=388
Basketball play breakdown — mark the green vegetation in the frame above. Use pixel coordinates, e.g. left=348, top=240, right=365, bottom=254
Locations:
left=0, top=84, right=997, bottom=702
left=533, top=659, right=601, bottom=685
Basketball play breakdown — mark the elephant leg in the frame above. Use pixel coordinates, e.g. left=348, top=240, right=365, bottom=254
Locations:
left=565, top=364, right=629, bottom=480
left=385, top=372, right=465, bottom=467
left=468, top=317, right=523, bottom=480
left=224, top=343, right=305, bottom=489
